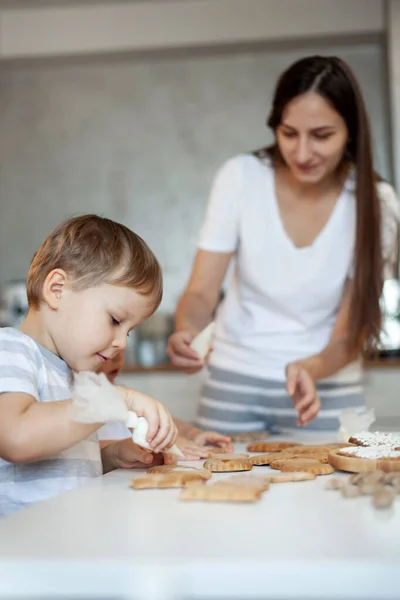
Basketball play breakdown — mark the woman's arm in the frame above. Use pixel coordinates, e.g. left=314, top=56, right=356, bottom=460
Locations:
left=291, top=280, right=358, bottom=381
left=175, top=249, right=233, bottom=333
left=167, top=249, right=233, bottom=371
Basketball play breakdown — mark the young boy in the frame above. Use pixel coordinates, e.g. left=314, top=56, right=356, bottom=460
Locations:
left=0, top=214, right=177, bottom=517
left=99, top=352, right=233, bottom=460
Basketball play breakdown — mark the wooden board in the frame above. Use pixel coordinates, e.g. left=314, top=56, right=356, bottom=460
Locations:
left=328, top=449, right=400, bottom=473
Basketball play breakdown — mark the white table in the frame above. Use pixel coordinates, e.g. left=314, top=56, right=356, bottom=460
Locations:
left=0, top=430, right=399, bottom=600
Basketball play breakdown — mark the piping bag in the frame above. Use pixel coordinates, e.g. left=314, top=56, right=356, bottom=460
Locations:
left=190, top=321, right=216, bottom=360
left=337, top=407, right=376, bottom=442
left=70, top=371, right=184, bottom=457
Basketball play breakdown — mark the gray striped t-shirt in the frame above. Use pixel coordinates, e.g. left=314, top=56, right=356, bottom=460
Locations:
left=0, top=328, right=102, bottom=517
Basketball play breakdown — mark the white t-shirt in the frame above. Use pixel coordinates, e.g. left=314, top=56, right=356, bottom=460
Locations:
left=198, top=154, right=399, bottom=382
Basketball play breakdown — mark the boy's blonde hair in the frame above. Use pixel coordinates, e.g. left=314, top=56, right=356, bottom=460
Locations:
left=27, top=214, right=163, bottom=310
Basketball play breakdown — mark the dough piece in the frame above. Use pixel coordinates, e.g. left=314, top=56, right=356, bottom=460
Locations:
left=325, top=477, right=345, bottom=490
left=372, top=487, right=395, bottom=509
left=246, top=441, right=299, bottom=453
left=382, top=472, right=400, bottom=485
left=341, top=484, right=361, bottom=498
left=360, top=482, right=381, bottom=496
left=273, top=458, right=335, bottom=475
left=265, top=471, right=316, bottom=483
left=190, top=322, right=215, bottom=360
left=203, top=458, right=253, bottom=473
left=349, top=473, right=364, bottom=485
left=180, top=482, right=261, bottom=503
left=131, top=471, right=207, bottom=489
left=362, top=470, right=385, bottom=485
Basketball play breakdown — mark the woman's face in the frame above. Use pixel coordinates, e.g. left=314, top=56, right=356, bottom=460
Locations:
left=275, top=92, right=349, bottom=184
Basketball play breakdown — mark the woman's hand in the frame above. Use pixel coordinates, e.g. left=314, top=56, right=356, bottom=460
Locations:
left=166, top=330, right=205, bottom=374
left=285, top=362, right=321, bottom=426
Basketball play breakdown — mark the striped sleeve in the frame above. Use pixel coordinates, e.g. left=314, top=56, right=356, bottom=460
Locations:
left=0, top=331, right=40, bottom=399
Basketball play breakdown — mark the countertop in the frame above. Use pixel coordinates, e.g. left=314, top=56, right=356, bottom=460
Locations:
left=0, top=430, right=399, bottom=600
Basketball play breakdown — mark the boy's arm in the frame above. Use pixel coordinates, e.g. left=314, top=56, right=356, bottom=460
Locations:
left=0, top=392, right=101, bottom=463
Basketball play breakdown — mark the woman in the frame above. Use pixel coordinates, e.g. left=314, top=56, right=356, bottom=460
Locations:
left=167, top=55, right=399, bottom=433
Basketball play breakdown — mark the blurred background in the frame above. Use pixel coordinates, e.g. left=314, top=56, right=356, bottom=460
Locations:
left=0, top=0, right=400, bottom=423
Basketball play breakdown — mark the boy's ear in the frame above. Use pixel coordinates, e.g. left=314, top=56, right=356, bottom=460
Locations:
left=42, top=269, right=69, bottom=310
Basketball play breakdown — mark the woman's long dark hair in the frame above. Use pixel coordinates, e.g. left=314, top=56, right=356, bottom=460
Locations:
left=255, top=55, right=382, bottom=352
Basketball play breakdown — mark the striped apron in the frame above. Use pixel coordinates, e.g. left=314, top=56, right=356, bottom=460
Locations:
left=196, top=365, right=364, bottom=433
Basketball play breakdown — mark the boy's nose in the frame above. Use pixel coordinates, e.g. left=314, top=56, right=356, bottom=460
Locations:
left=112, top=333, right=127, bottom=350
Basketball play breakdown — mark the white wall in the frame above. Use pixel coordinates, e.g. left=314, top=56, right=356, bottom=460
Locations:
left=0, top=0, right=385, bottom=58
left=0, top=41, right=391, bottom=310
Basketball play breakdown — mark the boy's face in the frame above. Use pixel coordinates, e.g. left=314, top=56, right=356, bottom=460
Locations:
left=50, top=282, right=153, bottom=372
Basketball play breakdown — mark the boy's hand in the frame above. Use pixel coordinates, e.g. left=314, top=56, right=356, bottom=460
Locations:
left=114, top=439, right=163, bottom=469
left=116, top=386, right=178, bottom=453
left=192, top=430, right=233, bottom=452
left=285, top=362, right=321, bottom=426
left=102, top=438, right=164, bottom=471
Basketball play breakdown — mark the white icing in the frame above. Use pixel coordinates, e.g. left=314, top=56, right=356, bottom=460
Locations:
left=340, top=445, right=400, bottom=459
left=352, top=431, right=400, bottom=448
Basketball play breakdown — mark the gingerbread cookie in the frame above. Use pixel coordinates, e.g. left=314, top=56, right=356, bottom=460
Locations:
left=348, top=431, right=400, bottom=449
left=269, top=458, right=292, bottom=470
left=250, top=452, right=287, bottom=466
left=272, top=458, right=334, bottom=475
left=180, top=482, right=261, bottom=503
left=288, top=443, right=351, bottom=454
left=146, top=465, right=211, bottom=480
left=291, top=452, right=329, bottom=464
left=246, top=441, right=299, bottom=453
left=208, top=452, right=249, bottom=460
left=203, top=457, right=253, bottom=473
left=338, top=446, right=400, bottom=460
left=220, top=474, right=270, bottom=491
left=265, top=471, right=316, bottom=483
left=131, top=471, right=207, bottom=489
